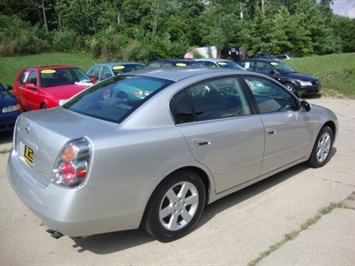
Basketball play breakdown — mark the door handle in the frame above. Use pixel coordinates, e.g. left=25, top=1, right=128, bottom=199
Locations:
left=266, top=129, right=277, bottom=135
left=193, top=138, right=211, bottom=146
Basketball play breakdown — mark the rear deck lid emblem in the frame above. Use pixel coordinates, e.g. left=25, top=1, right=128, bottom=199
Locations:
left=25, top=124, right=31, bottom=134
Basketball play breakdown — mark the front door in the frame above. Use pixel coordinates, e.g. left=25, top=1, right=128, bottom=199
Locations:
left=173, top=77, right=265, bottom=193
left=242, top=75, right=312, bottom=175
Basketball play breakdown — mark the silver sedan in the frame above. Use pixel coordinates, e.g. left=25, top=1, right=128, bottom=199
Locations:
left=7, top=68, right=338, bottom=242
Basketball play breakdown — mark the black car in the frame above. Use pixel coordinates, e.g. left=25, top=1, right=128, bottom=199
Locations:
left=146, top=59, right=202, bottom=68
left=237, top=59, right=321, bottom=96
left=0, top=82, right=22, bottom=132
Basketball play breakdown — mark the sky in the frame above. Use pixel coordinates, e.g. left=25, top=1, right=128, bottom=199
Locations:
left=332, top=0, right=355, bottom=18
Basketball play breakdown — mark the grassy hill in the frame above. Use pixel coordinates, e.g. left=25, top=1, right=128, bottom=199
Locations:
left=1, top=52, right=354, bottom=98
left=285, top=53, right=355, bottom=98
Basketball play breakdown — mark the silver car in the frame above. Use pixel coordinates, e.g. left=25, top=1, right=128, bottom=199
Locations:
left=7, top=68, right=338, bottom=242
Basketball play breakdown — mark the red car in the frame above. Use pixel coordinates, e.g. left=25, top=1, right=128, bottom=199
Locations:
left=13, top=66, right=94, bottom=110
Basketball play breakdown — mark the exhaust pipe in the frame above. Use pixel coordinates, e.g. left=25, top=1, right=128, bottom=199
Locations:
left=46, top=229, right=64, bottom=239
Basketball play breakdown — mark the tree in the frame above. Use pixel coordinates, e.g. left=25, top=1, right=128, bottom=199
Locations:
left=331, top=15, right=355, bottom=53
left=294, top=0, right=341, bottom=55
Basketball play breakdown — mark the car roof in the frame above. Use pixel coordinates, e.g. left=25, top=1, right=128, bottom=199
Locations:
left=240, top=58, right=280, bottom=63
left=123, top=67, right=248, bottom=82
left=92, top=62, right=144, bottom=67
left=148, top=59, right=195, bottom=63
left=23, top=65, right=78, bottom=70
left=195, top=58, right=234, bottom=62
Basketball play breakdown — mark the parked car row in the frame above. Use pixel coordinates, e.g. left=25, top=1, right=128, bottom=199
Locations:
left=4, top=56, right=320, bottom=133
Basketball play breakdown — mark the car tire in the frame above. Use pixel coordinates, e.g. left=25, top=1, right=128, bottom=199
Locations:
left=284, top=83, right=297, bottom=95
left=40, top=103, right=47, bottom=109
left=307, top=126, right=333, bottom=168
left=142, top=170, right=206, bottom=242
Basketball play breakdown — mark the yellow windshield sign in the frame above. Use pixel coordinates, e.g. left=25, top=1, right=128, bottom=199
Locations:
left=113, top=66, right=125, bottom=70
left=217, top=62, right=227, bottom=66
left=41, top=70, right=56, bottom=74
left=271, top=62, right=278, bottom=66
left=176, top=63, right=187, bottom=67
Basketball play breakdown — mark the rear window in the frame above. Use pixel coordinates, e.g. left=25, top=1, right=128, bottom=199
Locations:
left=63, top=75, right=173, bottom=123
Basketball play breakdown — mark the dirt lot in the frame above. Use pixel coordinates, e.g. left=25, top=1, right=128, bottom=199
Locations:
left=0, top=97, right=354, bottom=265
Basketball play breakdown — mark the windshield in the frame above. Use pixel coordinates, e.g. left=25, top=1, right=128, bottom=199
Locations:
left=270, top=61, right=295, bottom=74
left=40, top=68, right=92, bottom=88
left=112, top=64, right=145, bottom=75
left=217, top=61, right=245, bottom=70
left=63, top=75, right=174, bottom=123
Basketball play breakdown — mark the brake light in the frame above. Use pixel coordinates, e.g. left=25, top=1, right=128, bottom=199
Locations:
left=51, top=138, right=91, bottom=188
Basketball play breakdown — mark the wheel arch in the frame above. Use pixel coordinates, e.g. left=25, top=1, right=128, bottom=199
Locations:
left=323, top=121, right=337, bottom=141
left=40, top=102, right=47, bottom=109
left=140, top=166, right=212, bottom=225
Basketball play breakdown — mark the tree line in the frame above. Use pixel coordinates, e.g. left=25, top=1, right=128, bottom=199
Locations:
left=0, top=0, right=354, bottom=62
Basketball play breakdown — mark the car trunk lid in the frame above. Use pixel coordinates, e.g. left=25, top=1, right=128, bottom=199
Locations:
left=13, top=107, right=118, bottom=186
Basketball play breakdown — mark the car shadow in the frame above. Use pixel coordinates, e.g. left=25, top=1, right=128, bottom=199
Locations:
left=0, top=131, right=13, bottom=145
left=71, top=146, right=337, bottom=254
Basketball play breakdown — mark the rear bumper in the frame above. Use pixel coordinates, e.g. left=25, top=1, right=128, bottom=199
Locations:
left=7, top=152, right=144, bottom=237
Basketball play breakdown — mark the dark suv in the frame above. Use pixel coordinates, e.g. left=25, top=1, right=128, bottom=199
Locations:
left=237, top=59, right=321, bottom=96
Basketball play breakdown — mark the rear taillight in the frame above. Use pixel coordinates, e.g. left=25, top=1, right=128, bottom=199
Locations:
left=51, top=138, right=91, bottom=188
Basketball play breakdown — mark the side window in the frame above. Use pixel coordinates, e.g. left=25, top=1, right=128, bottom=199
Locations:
left=243, top=76, right=298, bottom=114
left=88, top=66, right=101, bottom=77
left=239, top=61, right=253, bottom=71
left=100, top=66, right=112, bottom=80
left=203, top=61, right=216, bottom=67
left=28, top=71, right=37, bottom=86
left=162, top=62, right=174, bottom=67
left=172, top=77, right=251, bottom=124
left=255, top=62, right=270, bottom=74
left=18, top=70, right=30, bottom=85
left=147, top=61, right=162, bottom=68
left=174, top=93, right=194, bottom=123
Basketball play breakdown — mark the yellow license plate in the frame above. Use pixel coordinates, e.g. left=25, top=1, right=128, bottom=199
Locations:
left=24, top=145, right=34, bottom=164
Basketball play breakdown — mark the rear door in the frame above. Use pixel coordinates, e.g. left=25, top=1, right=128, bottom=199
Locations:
left=172, top=76, right=265, bottom=193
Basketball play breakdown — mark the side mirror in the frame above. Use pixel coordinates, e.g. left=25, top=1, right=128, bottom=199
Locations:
left=300, top=100, right=311, bottom=112
left=25, top=83, right=36, bottom=90
left=269, top=69, right=276, bottom=75
left=5, top=85, right=13, bottom=91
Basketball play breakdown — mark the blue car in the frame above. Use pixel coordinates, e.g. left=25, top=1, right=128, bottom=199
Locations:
left=0, top=82, right=22, bottom=132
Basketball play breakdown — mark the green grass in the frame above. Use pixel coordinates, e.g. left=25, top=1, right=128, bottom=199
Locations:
left=0, top=52, right=354, bottom=98
left=0, top=149, right=11, bottom=154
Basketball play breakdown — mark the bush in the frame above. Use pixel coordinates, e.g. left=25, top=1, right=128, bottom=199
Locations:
left=0, top=15, right=50, bottom=56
